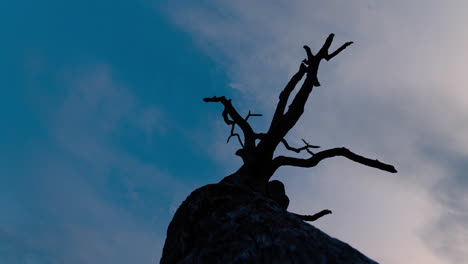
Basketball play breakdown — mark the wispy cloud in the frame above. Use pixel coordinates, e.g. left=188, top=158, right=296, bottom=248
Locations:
left=7, top=63, right=188, bottom=263
left=167, top=1, right=468, bottom=263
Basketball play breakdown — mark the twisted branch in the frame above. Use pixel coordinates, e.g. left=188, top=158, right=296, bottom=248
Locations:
left=258, top=35, right=354, bottom=156
left=205, top=34, right=397, bottom=181
left=225, top=110, right=262, bottom=147
left=280, top=138, right=320, bottom=155
left=273, top=147, right=397, bottom=173
left=203, top=96, right=256, bottom=149
left=226, top=123, right=244, bottom=147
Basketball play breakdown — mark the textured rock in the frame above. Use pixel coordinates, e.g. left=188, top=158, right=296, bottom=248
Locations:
left=160, top=175, right=378, bottom=264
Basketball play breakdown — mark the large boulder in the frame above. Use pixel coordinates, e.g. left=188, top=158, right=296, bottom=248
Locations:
left=160, top=176, right=378, bottom=264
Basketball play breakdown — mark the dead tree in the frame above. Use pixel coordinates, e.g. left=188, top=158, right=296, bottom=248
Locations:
left=204, top=34, right=397, bottom=198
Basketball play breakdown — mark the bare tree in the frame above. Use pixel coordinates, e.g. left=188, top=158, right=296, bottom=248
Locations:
left=204, top=34, right=397, bottom=197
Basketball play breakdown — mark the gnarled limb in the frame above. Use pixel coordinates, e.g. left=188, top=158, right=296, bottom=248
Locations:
left=203, top=96, right=256, bottom=149
left=205, top=34, right=396, bottom=183
left=280, top=138, right=320, bottom=155
left=256, top=133, right=319, bottom=154
left=226, top=122, right=244, bottom=147
left=272, top=147, right=397, bottom=173
left=226, top=110, right=262, bottom=147
left=260, top=35, right=354, bottom=155
left=292, top=209, right=332, bottom=222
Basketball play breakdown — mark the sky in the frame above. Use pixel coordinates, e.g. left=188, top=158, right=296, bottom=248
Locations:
left=1, top=1, right=467, bottom=263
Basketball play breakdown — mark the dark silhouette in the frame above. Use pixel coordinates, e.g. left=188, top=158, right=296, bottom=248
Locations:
left=267, top=180, right=332, bottom=221
left=204, top=33, right=396, bottom=218
left=161, top=34, right=396, bottom=264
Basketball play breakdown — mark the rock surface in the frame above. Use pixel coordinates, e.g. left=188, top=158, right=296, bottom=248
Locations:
left=160, top=175, right=378, bottom=264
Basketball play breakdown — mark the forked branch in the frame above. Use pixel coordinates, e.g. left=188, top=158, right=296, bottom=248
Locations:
left=205, top=34, right=397, bottom=180
left=226, top=122, right=244, bottom=147
left=203, top=96, right=257, bottom=149
left=269, top=63, right=307, bottom=129
left=280, top=138, right=320, bottom=155
left=261, top=35, right=354, bottom=153
left=325, top=41, right=353, bottom=61
left=245, top=111, right=262, bottom=122
left=315, top=33, right=353, bottom=61
left=226, top=111, right=262, bottom=147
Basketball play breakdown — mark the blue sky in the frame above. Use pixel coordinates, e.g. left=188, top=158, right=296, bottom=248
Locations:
left=1, top=1, right=239, bottom=262
left=2, top=1, right=468, bottom=264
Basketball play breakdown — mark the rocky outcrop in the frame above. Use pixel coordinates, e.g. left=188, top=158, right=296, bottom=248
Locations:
left=160, top=175, right=378, bottom=264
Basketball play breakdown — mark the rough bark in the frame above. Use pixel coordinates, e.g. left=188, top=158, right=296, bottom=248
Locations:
left=161, top=177, right=378, bottom=264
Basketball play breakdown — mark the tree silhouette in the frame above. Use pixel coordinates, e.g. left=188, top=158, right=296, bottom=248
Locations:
left=161, top=34, right=397, bottom=264
left=204, top=33, right=397, bottom=208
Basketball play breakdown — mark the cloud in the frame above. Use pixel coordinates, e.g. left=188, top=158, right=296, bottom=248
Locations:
left=166, top=1, right=468, bottom=263
left=15, top=63, right=189, bottom=263
left=421, top=147, right=468, bottom=263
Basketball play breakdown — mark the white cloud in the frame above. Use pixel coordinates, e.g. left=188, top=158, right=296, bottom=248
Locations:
left=167, top=1, right=468, bottom=263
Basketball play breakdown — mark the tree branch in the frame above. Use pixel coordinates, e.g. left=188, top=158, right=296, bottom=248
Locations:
left=302, top=45, right=321, bottom=86
left=203, top=96, right=256, bottom=149
left=292, top=209, right=332, bottom=222
left=268, top=63, right=307, bottom=130
left=303, top=45, right=314, bottom=65
left=280, top=138, right=319, bottom=154
left=245, top=110, right=262, bottom=122
left=324, top=41, right=353, bottom=61
left=224, top=111, right=261, bottom=148
left=273, top=147, right=397, bottom=173
left=316, top=33, right=353, bottom=61
left=226, top=122, right=244, bottom=148
left=270, top=75, right=314, bottom=140
left=258, top=35, right=353, bottom=155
